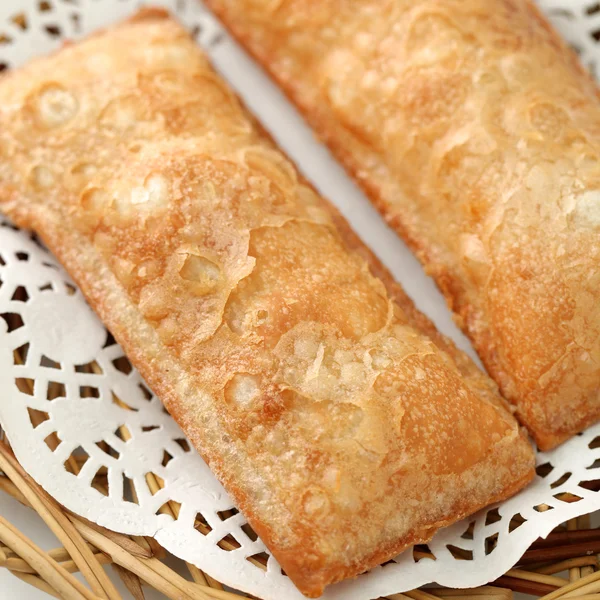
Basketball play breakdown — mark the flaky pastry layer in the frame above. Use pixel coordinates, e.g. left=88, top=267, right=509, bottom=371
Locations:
left=204, top=0, right=600, bottom=450
left=0, top=9, right=534, bottom=596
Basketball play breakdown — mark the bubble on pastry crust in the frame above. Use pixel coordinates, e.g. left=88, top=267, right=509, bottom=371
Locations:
left=302, top=486, right=330, bottom=516
left=293, top=337, right=320, bottom=360
left=113, top=257, right=135, bottom=286
left=405, top=12, right=469, bottom=64
left=68, top=163, right=97, bottom=190
left=72, top=163, right=96, bottom=178
left=99, top=95, right=148, bottom=130
left=529, top=102, right=569, bottom=139
left=139, top=284, right=170, bottom=320
left=460, top=234, right=489, bottom=285
left=572, top=146, right=599, bottom=172
left=158, top=315, right=178, bottom=345
left=253, top=308, right=269, bottom=327
left=27, top=83, right=78, bottom=128
left=80, top=187, right=109, bottom=212
left=93, top=230, right=115, bottom=255
left=147, top=72, right=246, bottom=136
left=133, top=174, right=169, bottom=208
left=571, top=190, right=600, bottom=227
left=224, top=373, right=261, bottom=407
left=369, top=350, right=391, bottom=370
left=460, top=234, right=487, bottom=263
left=137, top=260, right=160, bottom=280
left=113, top=174, right=170, bottom=218
left=178, top=252, right=221, bottom=294
left=30, top=165, right=54, bottom=189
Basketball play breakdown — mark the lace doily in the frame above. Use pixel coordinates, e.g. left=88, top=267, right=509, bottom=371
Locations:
left=1, top=1, right=600, bottom=599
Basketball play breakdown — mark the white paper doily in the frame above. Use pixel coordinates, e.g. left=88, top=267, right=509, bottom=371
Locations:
left=2, top=1, right=600, bottom=599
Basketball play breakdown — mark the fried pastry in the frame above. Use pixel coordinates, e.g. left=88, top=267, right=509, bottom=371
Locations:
left=0, top=10, right=534, bottom=596
left=204, top=0, right=600, bottom=450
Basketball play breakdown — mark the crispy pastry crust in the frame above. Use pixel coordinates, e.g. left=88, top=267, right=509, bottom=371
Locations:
left=204, top=0, right=600, bottom=451
left=0, top=10, right=534, bottom=596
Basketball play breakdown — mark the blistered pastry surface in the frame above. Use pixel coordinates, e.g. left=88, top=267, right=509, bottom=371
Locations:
left=204, top=0, right=600, bottom=450
left=0, top=10, right=533, bottom=596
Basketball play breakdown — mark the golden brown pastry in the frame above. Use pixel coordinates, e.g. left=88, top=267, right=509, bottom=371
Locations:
left=0, top=9, right=534, bottom=597
left=204, top=0, right=600, bottom=450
